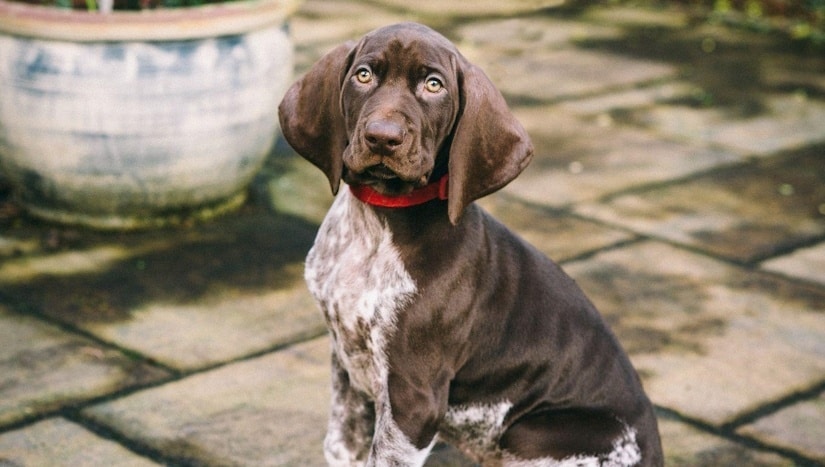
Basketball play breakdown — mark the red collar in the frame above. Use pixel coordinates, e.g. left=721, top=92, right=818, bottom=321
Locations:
left=350, top=174, right=449, bottom=208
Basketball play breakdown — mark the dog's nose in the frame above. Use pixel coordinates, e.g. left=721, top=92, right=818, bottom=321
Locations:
left=365, top=120, right=405, bottom=155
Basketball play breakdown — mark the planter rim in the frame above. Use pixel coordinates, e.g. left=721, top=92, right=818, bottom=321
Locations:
left=0, top=0, right=299, bottom=42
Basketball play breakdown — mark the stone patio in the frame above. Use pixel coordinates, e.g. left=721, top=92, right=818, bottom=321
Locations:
left=1, top=0, right=823, bottom=465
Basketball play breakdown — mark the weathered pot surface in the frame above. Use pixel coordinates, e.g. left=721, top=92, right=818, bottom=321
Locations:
left=0, top=0, right=297, bottom=229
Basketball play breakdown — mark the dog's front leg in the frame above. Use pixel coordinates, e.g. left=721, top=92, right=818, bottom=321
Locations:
left=366, top=394, right=436, bottom=467
left=366, top=372, right=447, bottom=467
left=325, top=353, right=375, bottom=467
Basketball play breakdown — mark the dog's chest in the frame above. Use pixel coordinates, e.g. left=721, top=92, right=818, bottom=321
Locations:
left=305, top=190, right=417, bottom=396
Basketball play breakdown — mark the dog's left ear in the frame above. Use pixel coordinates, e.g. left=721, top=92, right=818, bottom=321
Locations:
left=278, top=42, right=357, bottom=195
left=447, top=61, right=534, bottom=224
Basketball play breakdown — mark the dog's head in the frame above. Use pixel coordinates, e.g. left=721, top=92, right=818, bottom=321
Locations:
left=278, top=22, right=533, bottom=224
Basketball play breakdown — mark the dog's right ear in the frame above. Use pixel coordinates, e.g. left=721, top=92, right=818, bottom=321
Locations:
left=446, top=60, right=533, bottom=225
left=278, top=42, right=356, bottom=195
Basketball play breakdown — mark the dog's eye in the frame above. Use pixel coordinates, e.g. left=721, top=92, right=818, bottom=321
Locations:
left=425, top=77, right=443, bottom=93
left=355, top=68, right=373, bottom=84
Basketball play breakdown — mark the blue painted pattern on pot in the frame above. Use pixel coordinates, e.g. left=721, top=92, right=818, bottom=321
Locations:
left=0, top=25, right=293, bottom=228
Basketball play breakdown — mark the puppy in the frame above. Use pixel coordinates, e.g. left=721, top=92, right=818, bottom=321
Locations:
left=279, top=22, right=663, bottom=466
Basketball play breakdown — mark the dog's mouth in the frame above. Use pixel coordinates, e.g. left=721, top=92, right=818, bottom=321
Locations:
left=344, top=163, right=426, bottom=196
left=365, top=164, right=399, bottom=181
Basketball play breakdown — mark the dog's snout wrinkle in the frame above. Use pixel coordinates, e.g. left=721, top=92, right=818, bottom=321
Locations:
left=365, top=120, right=406, bottom=155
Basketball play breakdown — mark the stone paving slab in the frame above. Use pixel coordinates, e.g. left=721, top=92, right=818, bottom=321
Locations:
left=761, top=242, right=825, bottom=287
left=477, top=194, right=635, bottom=262
left=0, top=210, right=325, bottom=371
left=583, top=5, right=694, bottom=29
left=558, top=80, right=698, bottom=118
left=85, top=274, right=323, bottom=370
left=658, top=416, right=792, bottom=466
left=564, top=241, right=825, bottom=426
left=0, top=233, right=40, bottom=257
left=472, top=47, right=677, bottom=103
left=453, top=16, right=623, bottom=56
left=739, top=391, right=825, bottom=463
left=0, top=418, right=159, bottom=467
left=0, top=305, right=168, bottom=426
left=762, top=54, right=825, bottom=97
left=83, top=337, right=332, bottom=466
left=261, top=146, right=334, bottom=226
left=440, top=14, right=679, bottom=103
left=575, top=147, right=825, bottom=263
left=624, top=93, right=825, bottom=156
left=504, top=107, right=742, bottom=207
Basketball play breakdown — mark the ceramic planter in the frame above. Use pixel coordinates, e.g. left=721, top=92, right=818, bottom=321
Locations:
left=0, top=0, right=298, bottom=229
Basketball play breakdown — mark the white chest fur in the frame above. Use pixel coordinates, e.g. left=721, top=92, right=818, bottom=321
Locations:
left=305, top=188, right=417, bottom=397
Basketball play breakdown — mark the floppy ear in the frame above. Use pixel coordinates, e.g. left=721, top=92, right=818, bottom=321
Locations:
left=447, top=61, right=534, bottom=224
left=278, top=42, right=356, bottom=195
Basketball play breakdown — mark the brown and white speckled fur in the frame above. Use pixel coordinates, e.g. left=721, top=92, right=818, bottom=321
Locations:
left=306, top=190, right=427, bottom=465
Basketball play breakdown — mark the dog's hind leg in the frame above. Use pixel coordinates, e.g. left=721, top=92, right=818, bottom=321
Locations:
left=499, top=409, right=643, bottom=466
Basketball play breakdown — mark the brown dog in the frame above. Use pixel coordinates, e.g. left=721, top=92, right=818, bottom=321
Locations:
left=279, top=22, right=663, bottom=466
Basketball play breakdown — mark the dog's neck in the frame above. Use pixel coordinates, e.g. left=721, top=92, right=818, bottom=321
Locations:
left=344, top=182, right=462, bottom=245
left=349, top=174, right=449, bottom=209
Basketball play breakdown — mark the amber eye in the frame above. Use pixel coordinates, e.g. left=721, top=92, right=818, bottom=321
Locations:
left=355, top=67, right=372, bottom=84
left=425, top=76, right=443, bottom=93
